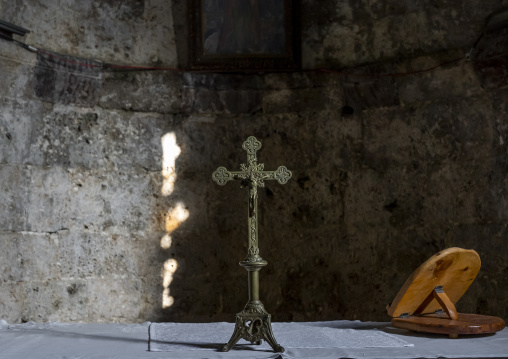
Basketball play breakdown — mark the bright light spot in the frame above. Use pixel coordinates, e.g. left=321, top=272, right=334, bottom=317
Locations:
left=160, top=132, right=186, bottom=309
left=160, top=203, right=189, bottom=249
left=162, top=289, right=174, bottom=308
left=161, top=132, right=181, bottom=197
left=165, top=202, right=190, bottom=233
left=163, top=258, right=178, bottom=286
left=160, top=233, right=173, bottom=249
left=162, top=258, right=178, bottom=309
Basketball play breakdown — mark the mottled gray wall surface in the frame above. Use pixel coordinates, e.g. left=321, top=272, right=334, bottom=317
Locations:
left=1, top=0, right=508, bottom=324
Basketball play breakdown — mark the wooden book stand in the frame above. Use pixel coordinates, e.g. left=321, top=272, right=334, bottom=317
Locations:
left=387, top=247, right=505, bottom=338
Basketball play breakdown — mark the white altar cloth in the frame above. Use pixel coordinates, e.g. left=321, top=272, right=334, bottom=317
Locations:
left=1, top=319, right=507, bottom=359
left=148, top=321, right=414, bottom=351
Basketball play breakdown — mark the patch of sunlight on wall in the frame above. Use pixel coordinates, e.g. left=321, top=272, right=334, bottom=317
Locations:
left=160, top=132, right=188, bottom=309
left=161, top=203, right=189, bottom=249
left=161, top=132, right=181, bottom=196
left=162, top=259, right=178, bottom=309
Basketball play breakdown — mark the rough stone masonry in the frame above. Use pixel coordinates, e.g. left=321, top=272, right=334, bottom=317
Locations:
left=1, top=0, right=508, bottom=324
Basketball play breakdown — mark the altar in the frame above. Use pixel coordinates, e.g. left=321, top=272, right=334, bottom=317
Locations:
left=1, top=320, right=507, bottom=359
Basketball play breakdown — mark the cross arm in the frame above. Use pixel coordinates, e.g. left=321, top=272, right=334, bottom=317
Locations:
left=212, top=167, right=235, bottom=186
left=213, top=166, right=292, bottom=186
left=261, top=166, right=292, bottom=184
left=212, top=167, right=254, bottom=186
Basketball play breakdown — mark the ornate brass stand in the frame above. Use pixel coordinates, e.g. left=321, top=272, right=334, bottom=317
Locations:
left=212, top=136, right=292, bottom=353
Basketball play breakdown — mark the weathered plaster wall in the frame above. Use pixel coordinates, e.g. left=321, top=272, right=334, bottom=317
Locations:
left=301, top=0, right=501, bottom=68
left=1, top=0, right=508, bottom=324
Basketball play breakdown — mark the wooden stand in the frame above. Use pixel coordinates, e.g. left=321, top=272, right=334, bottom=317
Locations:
left=387, top=248, right=505, bottom=338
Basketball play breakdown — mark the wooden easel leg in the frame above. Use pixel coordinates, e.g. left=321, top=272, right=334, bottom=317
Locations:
left=413, top=286, right=458, bottom=320
left=433, top=290, right=458, bottom=320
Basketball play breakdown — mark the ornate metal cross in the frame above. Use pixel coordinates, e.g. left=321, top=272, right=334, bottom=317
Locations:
left=212, top=136, right=292, bottom=353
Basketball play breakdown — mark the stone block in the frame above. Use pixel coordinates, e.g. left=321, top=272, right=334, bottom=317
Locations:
left=301, top=1, right=488, bottom=69
left=20, top=279, right=89, bottom=322
left=0, top=42, right=36, bottom=100
left=180, top=87, right=264, bottom=114
left=219, top=90, right=263, bottom=114
left=472, top=27, right=508, bottom=89
left=90, top=169, right=161, bottom=234
left=361, top=109, right=428, bottom=167
left=422, top=158, right=508, bottom=226
left=57, top=230, right=114, bottom=279
left=99, top=72, right=186, bottom=114
left=0, top=232, right=59, bottom=283
left=262, top=72, right=314, bottom=90
left=86, top=275, right=143, bottom=322
left=50, top=278, right=90, bottom=322
left=262, top=88, right=339, bottom=114
left=0, top=164, right=28, bottom=232
left=397, top=57, right=482, bottom=105
left=0, top=97, right=47, bottom=166
left=25, top=105, right=177, bottom=171
left=3, top=0, right=176, bottom=67
left=181, top=88, right=224, bottom=114
left=183, top=72, right=262, bottom=90
left=0, top=281, right=25, bottom=323
left=33, top=50, right=102, bottom=107
left=336, top=66, right=396, bottom=109
left=343, top=169, right=393, bottom=228
left=2, top=163, right=164, bottom=236
left=362, top=95, right=497, bottom=166
left=491, top=87, right=508, bottom=151
left=21, top=280, right=61, bottom=322
left=23, top=166, right=73, bottom=233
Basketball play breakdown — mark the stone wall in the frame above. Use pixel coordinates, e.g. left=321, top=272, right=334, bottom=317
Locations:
left=1, top=0, right=508, bottom=323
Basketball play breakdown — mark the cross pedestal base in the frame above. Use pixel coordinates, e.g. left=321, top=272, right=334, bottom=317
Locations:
left=221, top=259, right=284, bottom=353
left=221, top=301, right=284, bottom=353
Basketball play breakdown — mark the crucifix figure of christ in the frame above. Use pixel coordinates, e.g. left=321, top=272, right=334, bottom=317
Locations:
left=212, top=136, right=292, bottom=353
